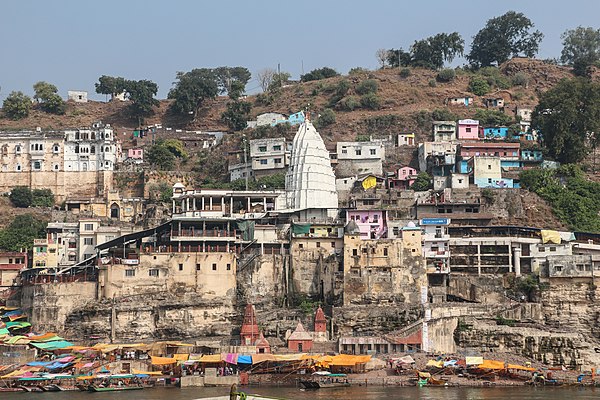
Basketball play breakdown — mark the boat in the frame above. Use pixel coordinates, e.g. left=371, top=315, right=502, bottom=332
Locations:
left=299, top=373, right=351, bottom=389
left=87, top=384, right=143, bottom=392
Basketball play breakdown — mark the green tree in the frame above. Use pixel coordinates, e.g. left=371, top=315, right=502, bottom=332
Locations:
left=31, top=189, right=54, bottom=207
left=474, top=109, right=512, bottom=126
left=0, top=214, right=47, bottom=251
left=168, top=68, right=219, bottom=119
left=148, top=182, right=173, bottom=203
left=386, top=48, right=412, bottom=68
left=125, top=79, right=159, bottom=124
left=146, top=144, right=176, bottom=170
left=33, top=81, right=58, bottom=103
left=95, top=75, right=127, bottom=98
left=561, top=26, right=600, bottom=76
left=533, top=78, right=600, bottom=163
left=468, top=76, right=491, bottom=95
left=468, top=11, right=544, bottom=68
left=268, top=71, right=291, bottom=91
left=2, top=91, right=32, bottom=120
left=431, top=108, right=458, bottom=121
left=214, top=66, right=251, bottom=98
left=411, top=172, right=433, bottom=191
left=9, top=186, right=33, bottom=208
left=410, top=32, right=464, bottom=69
left=436, top=68, right=456, bottom=82
left=161, top=139, right=188, bottom=158
left=300, top=67, right=339, bottom=82
left=32, top=80, right=67, bottom=115
left=222, top=101, right=252, bottom=131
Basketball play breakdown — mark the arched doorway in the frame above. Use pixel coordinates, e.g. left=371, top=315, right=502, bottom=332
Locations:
left=110, top=203, right=120, bottom=219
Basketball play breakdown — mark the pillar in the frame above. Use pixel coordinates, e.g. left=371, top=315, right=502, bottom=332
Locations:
left=513, top=246, right=522, bottom=277
left=263, top=197, right=267, bottom=211
left=221, top=197, right=225, bottom=213
left=230, top=197, right=234, bottom=215
left=477, top=244, right=481, bottom=275
left=209, top=197, right=213, bottom=211
left=193, top=197, right=197, bottom=213
left=172, top=200, right=175, bottom=214
left=201, top=197, right=205, bottom=211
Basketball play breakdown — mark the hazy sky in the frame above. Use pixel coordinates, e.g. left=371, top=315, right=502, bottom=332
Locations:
left=2, top=0, right=599, bottom=100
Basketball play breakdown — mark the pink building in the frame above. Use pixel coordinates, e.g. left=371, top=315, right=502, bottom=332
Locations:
left=346, top=210, right=388, bottom=239
left=457, top=119, right=481, bottom=140
left=127, top=148, right=144, bottom=160
left=388, top=166, right=417, bottom=190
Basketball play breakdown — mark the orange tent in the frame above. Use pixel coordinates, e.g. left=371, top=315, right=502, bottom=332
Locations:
left=150, top=356, right=177, bottom=365
left=477, top=359, right=506, bottom=370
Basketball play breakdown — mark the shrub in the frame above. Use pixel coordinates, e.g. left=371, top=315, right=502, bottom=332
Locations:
left=2, top=91, right=31, bottom=120
left=316, top=108, right=336, bottom=127
left=512, top=72, right=530, bottom=87
left=9, top=186, right=33, bottom=208
left=431, top=108, right=458, bottom=121
left=339, top=96, right=360, bottom=111
left=349, top=67, right=369, bottom=75
left=355, top=79, right=378, bottom=95
left=474, top=109, right=512, bottom=126
left=360, top=93, right=381, bottom=110
left=411, top=172, right=432, bottom=191
left=399, top=68, right=411, bottom=78
left=31, top=189, right=54, bottom=207
left=335, top=80, right=350, bottom=97
left=437, top=68, right=456, bottom=82
left=355, top=135, right=370, bottom=142
left=301, top=67, right=339, bottom=82
left=468, top=77, right=490, bottom=95
left=428, top=79, right=437, bottom=87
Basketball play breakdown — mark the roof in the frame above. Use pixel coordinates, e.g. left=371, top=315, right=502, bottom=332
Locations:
left=419, top=212, right=494, bottom=220
left=95, top=221, right=171, bottom=251
left=460, top=142, right=520, bottom=149
left=288, top=322, right=313, bottom=342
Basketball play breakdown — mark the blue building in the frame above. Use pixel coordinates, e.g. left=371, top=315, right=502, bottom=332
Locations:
left=287, top=111, right=305, bottom=126
left=482, top=127, right=509, bottom=139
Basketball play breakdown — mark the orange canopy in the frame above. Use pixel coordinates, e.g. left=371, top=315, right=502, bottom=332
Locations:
left=150, top=356, right=177, bottom=365
left=507, top=364, right=535, bottom=371
left=477, top=359, right=506, bottom=370
left=330, top=354, right=371, bottom=366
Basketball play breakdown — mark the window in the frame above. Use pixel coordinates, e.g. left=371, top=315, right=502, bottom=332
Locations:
left=68, top=254, right=76, bottom=261
left=83, top=238, right=94, bottom=245
left=33, top=161, right=41, bottom=170
left=274, top=158, right=282, bottom=164
left=466, top=127, right=472, bottom=132
left=362, top=248, right=367, bottom=254
left=149, top=269, right=159, bottom=277
left=383, top=248, right=388, bottom=256
left=341, top=149, right=347, bottom=154
left=555, top=265, right=563, bottom=272
left=84, top=224, right=94, bottom=231
left=352, top=249, right=358, bottom=256
left=90, top=146, right=95, bottom=154
left=226, top=263, right=231, bottom=271
left=83, top=253, right=93, bottom=260
left=310, top=228, right=315, bottom=234
left=179, top=263, right=184, bottom=271
left=68, top=241, right=77, bottom=249
left=260, top=159, right=268, bottom=165
left=53, top=164, right=59, bottom=171
left=125, top=269, right=135, bottom=277
left=316, top=242, right=321, bottom=248
left=212, top=263, right=217, bottom=271
left=488, top=164, right=492, bottom=170
left=258, top=146, right=267, bottom=152
left=273, top=145, right=281, bottom=151
left=458, top=179, right=463, bottom=184
left=371, top=247, right=376, bottom=254
left=196, top=263, right=201, bottom=271
left=539, top=247, right=545, bottom=252
left=15, top=145, right=21, bottom=154
left=16, top=163, right=21, bottom=172
left=298, top=243, right=304, bottom=249
left=355, top=150, right=362, bottom=156
left=53, top=145, right=60, bottom=153
left=370, top=149, right=376, bottom=155
left=576, top=264, right=585, bottom=272
left=331, top=242, right=336, bottom=248
left=550, top=247, right=556, bottom=252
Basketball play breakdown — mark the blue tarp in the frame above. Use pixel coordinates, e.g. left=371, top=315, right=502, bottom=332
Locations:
left=443, top=360, right=458, bottom=367
left=27, top=361, right=54, bottom=367
left=46, top=362, right=72, bottom=371
left=31, top=340, right=74, bottom=350
left=237, top=355, right=252, bottom=364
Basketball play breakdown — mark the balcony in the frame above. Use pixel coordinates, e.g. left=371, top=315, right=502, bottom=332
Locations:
left=171, top=229, right=237, bottom=241
left=425, top=250, right=450, bottom=258
left=423, top=234, right=450, bottom=241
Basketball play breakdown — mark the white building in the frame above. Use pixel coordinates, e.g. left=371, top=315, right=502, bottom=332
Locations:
left=63, top=122, right=117, bottom=172
left=421, top=217, right=451, bottom=274
left=67, top=90, right=88, bottom=103
left=285, top=121, right=338, bottom=215
left=335, top=141, right=385, bottom=176
left=250, top=137, right=290, bottom=177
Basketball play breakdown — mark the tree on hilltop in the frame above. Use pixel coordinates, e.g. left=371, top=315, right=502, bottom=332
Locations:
left=561, top=26, right=600, bottom=76
left=533, top=78, right=600, bottom=164
left=214, top=66, right=251, bottom=99
left=2, top=91, right=31, bottom=120
left=410, top=32, right=464, bottom=69
left=168, top=68, right=219, bottom=119
left=468, top=11, right=544, bottom=68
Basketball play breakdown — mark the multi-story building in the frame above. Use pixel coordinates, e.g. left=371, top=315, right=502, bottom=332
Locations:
left=458, top=142, right=521, bottom=173
left=346, top=210, right=388, bottom=240
left=457, top=119, right=480, bottom=140
left=0, top=122, right=118, bottom=201
left=250, top=137, right=290, bottom=177
left=0, top=251, right=27, bottom=286
left=418, top=142, right=457, bottom=177
left=420, top=217, right=451, bottom=274
left=335, top=142, right=385, bottom=177
left=432, top=121, right=457, bottom=142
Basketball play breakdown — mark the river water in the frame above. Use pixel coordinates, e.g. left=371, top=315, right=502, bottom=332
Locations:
left=3, top=386, right=600, bottom=400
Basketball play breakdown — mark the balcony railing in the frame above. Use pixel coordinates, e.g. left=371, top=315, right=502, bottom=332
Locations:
left=171, top=229, right=237, bottom=238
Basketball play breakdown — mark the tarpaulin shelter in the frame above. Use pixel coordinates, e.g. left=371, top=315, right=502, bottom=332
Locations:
left=507, top=363, right=535, bottom=371
left=541, top=230, right=561, bottom=244
left=150, top=356, right=177, bottom=365
left=476, top=359, right=506, bottom=370
left=237, top=355, right=252, bottom=364
left=31, top=340, right=74, bottom=350
left=199, top=354, right=222, bottom=363
left=251, top=354, right=276, bottom=364
left=426, top=359, right=444, bottom=368
left=172, top=354, right=189, bottom=362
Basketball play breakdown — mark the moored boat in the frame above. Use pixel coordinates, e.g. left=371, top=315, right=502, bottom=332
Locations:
left=299, top=373, right=350, bottom=389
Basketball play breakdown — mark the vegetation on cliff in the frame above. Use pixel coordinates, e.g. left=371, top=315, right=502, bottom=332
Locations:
left=520, top=165, right=600, bottom=232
